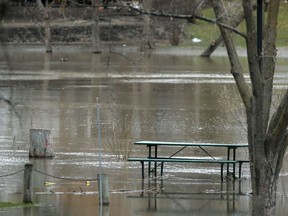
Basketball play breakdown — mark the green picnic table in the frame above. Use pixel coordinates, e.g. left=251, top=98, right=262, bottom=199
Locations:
left=128, top=141, right=249, bottom=181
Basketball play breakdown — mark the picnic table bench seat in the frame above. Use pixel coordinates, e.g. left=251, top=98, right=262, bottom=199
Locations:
left=128, top=157, right=241, bottom=181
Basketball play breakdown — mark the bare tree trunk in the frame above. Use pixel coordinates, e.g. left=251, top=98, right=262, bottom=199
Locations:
left=251, top=165, right=278, bottom=215
left=36, top=0, right=52, bottom=52
left=140, top=0, right=155, bottom=51
left=200, top=35, right=222, bottom=57
left=92, top=0, right=101, bottom=53
left=212, top=0, right=287, bottom=215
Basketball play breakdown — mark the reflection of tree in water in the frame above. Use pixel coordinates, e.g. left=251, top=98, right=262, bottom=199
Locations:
left=0, top=1, right=22, bottom=121
left=0, top=1, right=9, bottom=105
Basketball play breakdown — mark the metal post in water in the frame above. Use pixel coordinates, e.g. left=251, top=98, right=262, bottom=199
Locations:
left=97, top=173, right=109, bottom=205
left=97, top=98, right=109, bottom=206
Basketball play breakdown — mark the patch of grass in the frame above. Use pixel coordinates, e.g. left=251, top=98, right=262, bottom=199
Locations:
left=276, top=3, right=288, bottom=47
left=0, top=202, right=34, bottom=208
left=181, top=7, right=246, bottom=48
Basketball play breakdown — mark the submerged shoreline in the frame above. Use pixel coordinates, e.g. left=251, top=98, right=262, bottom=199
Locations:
left=2, top=43, right=288, bottom=58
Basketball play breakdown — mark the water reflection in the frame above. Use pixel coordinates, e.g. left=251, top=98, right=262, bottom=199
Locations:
left=0, top=45, right=288, bottom=215
left=126, top=178, right=250, bottom=215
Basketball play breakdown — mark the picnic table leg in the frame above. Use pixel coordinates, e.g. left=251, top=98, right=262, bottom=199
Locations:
left=227, top=148, right=230, bottom=175
left=148, top=146, right=151, bottom=178
left=233, top=148, right=236, bottom=178
left=154, top=145, right=158, bottom=177
left=221, top=163, right=224, bottom=182
left=141, top=161, right=144, bottom=179
left=239, top=161, right=243, bottom=179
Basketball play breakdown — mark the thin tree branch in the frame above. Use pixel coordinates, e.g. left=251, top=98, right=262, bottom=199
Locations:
left=212, top=1, right=252, bottom=111
left=128, top=6, right=246, bottom=38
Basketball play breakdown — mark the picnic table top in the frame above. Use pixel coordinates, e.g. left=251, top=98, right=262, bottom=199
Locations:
left=134, top=141, right=249, bottom=148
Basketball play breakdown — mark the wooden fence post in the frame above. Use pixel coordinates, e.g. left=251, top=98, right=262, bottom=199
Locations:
left=23, top=163, right=33, bottom=203
left=29, top=129, right=54, bottom=158
left=97, top=174, right=109, bottom=205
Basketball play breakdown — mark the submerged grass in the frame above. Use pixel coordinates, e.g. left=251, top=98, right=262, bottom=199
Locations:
left=0, top=202, right=34, bottom=208
left=106, top=107, right=134, bottom=161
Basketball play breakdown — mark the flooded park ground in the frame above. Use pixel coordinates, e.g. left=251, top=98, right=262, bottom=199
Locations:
left=0, top=44, right=288, bottom=215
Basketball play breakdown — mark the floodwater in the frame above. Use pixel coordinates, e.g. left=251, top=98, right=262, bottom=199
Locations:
left=0, top=44, right=288, bottom=216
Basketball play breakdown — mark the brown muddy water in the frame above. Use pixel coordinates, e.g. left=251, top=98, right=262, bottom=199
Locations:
left=0, top=45, right=288, bottom=216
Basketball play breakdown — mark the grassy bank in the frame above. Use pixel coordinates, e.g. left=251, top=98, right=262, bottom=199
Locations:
left=182, top=3, right=288, bottom=48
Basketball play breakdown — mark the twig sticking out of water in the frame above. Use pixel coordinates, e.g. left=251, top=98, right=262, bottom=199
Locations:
left=106, top=107, right=134, bottom=161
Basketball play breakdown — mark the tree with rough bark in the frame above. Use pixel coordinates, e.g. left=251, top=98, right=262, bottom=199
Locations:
left=212, top=0, right=287, bottom=215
